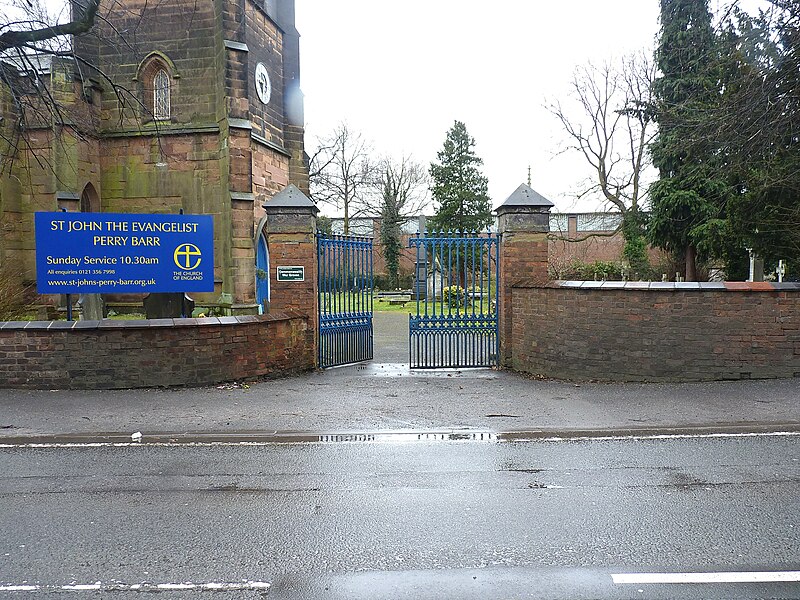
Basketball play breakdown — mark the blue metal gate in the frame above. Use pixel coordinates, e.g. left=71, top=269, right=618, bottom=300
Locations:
left=317, top=233, right=374, bottom=368
left=409, top=231, right=499, bottom=368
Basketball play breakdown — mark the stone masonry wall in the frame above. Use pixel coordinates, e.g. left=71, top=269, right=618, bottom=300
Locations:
left=1, top=129, right=54, bottom=276
left=99, top=133, right=226, bottom=301
left=87, top=0, right=221, bottom=131
left=0, top=312, right=313, bottom=390
left=246, top=0, right=285, bottom=146
left=1, top=0, right=304, bottom=308
left=511, top=281, right=800, bottom=382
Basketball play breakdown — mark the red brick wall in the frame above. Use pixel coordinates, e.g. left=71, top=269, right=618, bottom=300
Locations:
left=499, top=232, right=549, bottom=365
left=267, top=232, right=317, bottom=314
left=372, top=233, right=417, bottom=281
left=0, top=312, right=313, bottom=390
left=510, top=281, right=800, bottom=382
left=549, top=233, right=666, bottom=274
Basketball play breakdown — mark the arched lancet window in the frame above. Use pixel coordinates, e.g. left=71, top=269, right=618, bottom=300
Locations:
left=153, top=68, right=170, bottom=120
left=137, top=53, right=176, bottom=122
left=80, top=183, right=100, bottom=213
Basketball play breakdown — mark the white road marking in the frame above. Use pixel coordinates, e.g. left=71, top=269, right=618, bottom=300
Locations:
left=61, top=582, right=101, bottom=590
left=0, top=430, right=798, bottom=449
left=541, top=431, right=800, bottom=443
left=612, top=571, right=800, bottom=584
left=0, top=581, right=270, bottom=593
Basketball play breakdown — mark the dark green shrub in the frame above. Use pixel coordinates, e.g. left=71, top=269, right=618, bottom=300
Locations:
left=555, top=259, right=624, bottom=281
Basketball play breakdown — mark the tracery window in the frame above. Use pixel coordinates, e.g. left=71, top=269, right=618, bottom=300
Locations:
left=153, top=68, right=170, bottom=120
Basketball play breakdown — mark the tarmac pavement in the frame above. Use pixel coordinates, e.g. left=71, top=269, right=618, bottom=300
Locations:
left=0, top=312, right=798, bottom=440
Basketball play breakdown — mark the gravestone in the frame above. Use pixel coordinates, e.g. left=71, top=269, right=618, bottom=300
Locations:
left=427, top=261, right=446, bottom=300
left=412, top=216, right=427, bottom=300
left=144, top=293, right=195, bottom=319
left=749, top=251, right=765, bottom=282
left=78, top=294, right=105, bottom=320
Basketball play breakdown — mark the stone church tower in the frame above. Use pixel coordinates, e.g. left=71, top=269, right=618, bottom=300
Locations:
left=0, top=0, right=308, bottom=309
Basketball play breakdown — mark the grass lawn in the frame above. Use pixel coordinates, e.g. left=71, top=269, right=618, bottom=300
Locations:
left=10, top=293, right=492, bottom=320
left=373, top=296, right=414, bottom=313
left=321, top=292, right=413, bottom=314
left=320, top=291, right=497, bottom=315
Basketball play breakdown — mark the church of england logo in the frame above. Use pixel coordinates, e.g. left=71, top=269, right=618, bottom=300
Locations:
left=173, top=243, right=202, bottom=271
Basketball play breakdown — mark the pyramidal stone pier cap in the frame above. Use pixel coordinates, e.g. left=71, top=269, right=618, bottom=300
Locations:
left=496, top=183, right=553, bottom=233
left=263, top=184, right=318, bottom=234
left=496, top=183, right=554, bottom=214
left=263, top=184, right=319, bottom=215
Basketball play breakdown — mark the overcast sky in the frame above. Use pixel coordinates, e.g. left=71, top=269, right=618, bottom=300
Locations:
left=296, top=1, right=661, bottom=214
left=296, top=0, right=762, bottom=214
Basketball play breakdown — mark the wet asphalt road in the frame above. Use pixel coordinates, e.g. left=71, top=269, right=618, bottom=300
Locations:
left=1, top=434, right=798, bottom=598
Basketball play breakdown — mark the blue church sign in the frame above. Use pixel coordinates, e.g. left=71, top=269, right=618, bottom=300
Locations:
left=35, top=212, right=214, bottom=294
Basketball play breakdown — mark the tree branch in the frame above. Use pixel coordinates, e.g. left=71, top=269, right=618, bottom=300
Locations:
left=0, top=0, right=101, bottom=51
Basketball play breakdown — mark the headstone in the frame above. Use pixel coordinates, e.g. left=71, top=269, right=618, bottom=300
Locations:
left=144, top=293, right=195, bottom=319
left=752, top=256, right=765, bottom=282
left=78, top=293, right=105, bottom=320
left=427, top=261, right=446, bottom=300
left=413, top=216, right=428, bottom=300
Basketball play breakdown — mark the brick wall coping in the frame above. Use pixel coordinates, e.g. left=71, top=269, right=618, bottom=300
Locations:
left=512, top=280, right=800, bottom=292
left=0, top=311, right=300, bottom=331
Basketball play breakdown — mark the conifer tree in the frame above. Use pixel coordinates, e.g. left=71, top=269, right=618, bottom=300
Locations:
left=708, top=2, right=800, bottom=274
left=428, top=121, right=492, bottom=233
left=648, top=0, right=726, bottom=280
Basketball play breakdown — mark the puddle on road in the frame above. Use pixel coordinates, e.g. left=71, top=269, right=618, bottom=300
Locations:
left=321, top=363, right=500, bottom=379
left=317, top=431, right=497, bottom=443
left=0, top=429, right=501, bottom=447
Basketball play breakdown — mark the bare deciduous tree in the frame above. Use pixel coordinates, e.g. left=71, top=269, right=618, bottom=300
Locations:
left=377, top=155, right=429, bottom=287
left=549, top=53, right=656, bottom=218
left=0, top=0, right=172, bottom=179
left=1, top=1, right=97, bottom=177
left=377, top=155, right=428, bottom=220
left=0, top=0, right=197, bottom=177
left=308, top=122, right=375, bottom=235
left=548, top=52, right=657, bottom=273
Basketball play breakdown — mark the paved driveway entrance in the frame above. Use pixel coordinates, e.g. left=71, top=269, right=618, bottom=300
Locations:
left=372, top=312, right=410, bottom=363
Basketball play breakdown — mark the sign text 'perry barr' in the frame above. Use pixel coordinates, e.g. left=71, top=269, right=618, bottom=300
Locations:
left=35, top=212, right=214, bottom=294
